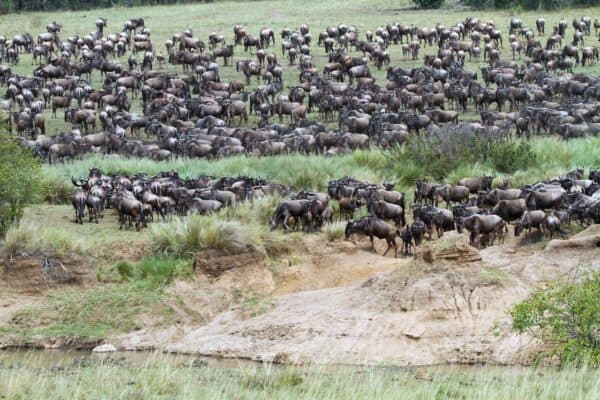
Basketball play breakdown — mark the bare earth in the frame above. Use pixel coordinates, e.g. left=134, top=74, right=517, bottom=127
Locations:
left=113, top=226, right=600, bottom=366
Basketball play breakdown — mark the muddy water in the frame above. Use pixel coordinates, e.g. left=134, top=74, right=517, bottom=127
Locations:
left=0, top=349, right=260, bottom=369
left=0, top=349, right=539, bottom=377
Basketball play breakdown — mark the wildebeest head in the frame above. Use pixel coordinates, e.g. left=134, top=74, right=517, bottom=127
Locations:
left=455, top=217, right=465, bottom=233
left=344, top=220, right=357, bottom=238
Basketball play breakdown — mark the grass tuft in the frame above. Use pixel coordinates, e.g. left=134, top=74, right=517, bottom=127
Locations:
left=151, top=214, right=249, bottom=257
left=0, top=221, right=84, bottom=259
left=323, top=221, right=346, bottom=241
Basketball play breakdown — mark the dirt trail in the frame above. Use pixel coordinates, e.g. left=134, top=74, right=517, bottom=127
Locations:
left=117, top=226, right=600, bottom=365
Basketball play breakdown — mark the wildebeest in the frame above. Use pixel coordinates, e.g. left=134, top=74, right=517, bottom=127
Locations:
left=456, top=214, right=507, bottom=248
left=71, top=190, right=87, bottom=224
left=344, top=216, right=399, bottom=257
left=514, top=210, right=546, bottom=237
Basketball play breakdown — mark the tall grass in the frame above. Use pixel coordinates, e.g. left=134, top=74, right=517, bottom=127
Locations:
left=0, top=221, right=85, bottom=259
left=0, top=352, right=599, bottom=399
left=42, top=137, right=600, bottom=206
left=151, top=214, right=250, bottom=256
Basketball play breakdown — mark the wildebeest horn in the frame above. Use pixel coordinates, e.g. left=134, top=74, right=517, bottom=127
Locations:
left=71, top=176, right=84, bottom=187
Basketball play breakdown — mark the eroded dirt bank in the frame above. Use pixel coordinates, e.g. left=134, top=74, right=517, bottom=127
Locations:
left=114, top=226, right=600, bottom=365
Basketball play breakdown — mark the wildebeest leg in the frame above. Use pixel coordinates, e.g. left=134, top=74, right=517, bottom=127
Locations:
left=370, top=235, right=376, bottom=252
left=383, top=238, right=391, bottom=256
left=469, top=232, right=477, bottom=247
left=283, top=214, right=290, bottom=232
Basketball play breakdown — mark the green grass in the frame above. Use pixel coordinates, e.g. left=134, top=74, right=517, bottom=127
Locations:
left=151, top=213, right=250, bottom=256
left=5, top=283, right=170, bottom=340
left=42, top=136, right=600, bottom=200
left=150, top=207, right=293, bottom=259
left=0, top=219, right=85, bottom=259
left=0, top=352, right=599, bottom=399
left=115, top=255, right=193, bottom=285
left=476, top=266, right=511, bottom=286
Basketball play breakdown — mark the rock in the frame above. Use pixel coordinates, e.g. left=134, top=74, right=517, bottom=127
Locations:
left=92, top=343, right=117, bottom=353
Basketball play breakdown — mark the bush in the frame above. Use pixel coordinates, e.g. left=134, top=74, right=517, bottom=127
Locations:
left=412, top=0, right=445, bottom=8
left=0, top=141, right=42, bottom=237
left=510, top=272, right=600, bottom=366
left=385, top=123, right=538, bottom=180
left=488, top=140, right=537, bottom=174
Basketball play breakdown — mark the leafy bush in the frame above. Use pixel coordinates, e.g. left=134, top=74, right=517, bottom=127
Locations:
left=510, top=272, right=600, bottom=366
left=0, top=141, right=42, bottom=237
left=488, top=140, right=537, bottom=174
left=385, top=123, right=538, bottom=180
left=412, top=0, right=445, bottom=8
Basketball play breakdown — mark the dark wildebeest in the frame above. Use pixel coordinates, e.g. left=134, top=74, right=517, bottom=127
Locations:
left=71, top=190, right=87, bottom=224
left=456, top=214, right=507, bottom=248
left=459, top=176, right=494, bottom=194
left=270, top=199, right=312, bottom=231
left=514, top=210, right=546, bottom=237
left=344, top=216, right=400, bottom=257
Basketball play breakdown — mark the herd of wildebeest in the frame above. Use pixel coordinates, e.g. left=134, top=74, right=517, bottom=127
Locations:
left=3, top=13, right=600, bottom=162
left=70, top=167, right=600, bottom=257
left=2, top=12, right=600, bottom=254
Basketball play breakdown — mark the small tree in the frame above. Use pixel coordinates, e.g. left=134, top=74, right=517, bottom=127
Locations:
left=510, top=272, right=600, bottom=366
left=0, top=140, right=42, bottom=236
left=412, top=0, right=445, bottom=8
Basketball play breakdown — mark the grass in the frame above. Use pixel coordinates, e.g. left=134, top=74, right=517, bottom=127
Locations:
left=115, top=255, right=192, bottom=285
left=476, top=266, right=511, bottom=286
left=0, top=352, right=599, bottom=399
left=42, top=137, right=600, bottom=205
left=323, top=221, right=346, bottom=241
left=4, top=282, right=170, bottom=340
left=151, top=213, right=251, bottom=256
left=0, top=220, right=84, bottom=259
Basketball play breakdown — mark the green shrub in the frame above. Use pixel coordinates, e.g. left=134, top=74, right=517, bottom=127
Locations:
left=510, top=272, right=600, bottom=366
left=488, top=140, right=537, bottom=174
left=385, top=123, right=538, bottom=180
left=0, top=140, right=42, bottom=236
left=412, top=0, right=444, bottom=8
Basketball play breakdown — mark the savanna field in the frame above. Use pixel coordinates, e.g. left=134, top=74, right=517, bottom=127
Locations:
left=0, top=0, right=599, bottom=398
